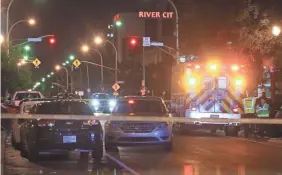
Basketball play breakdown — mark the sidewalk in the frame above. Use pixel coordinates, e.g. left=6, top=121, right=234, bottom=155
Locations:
left=1, top=130, right=7, bottom=175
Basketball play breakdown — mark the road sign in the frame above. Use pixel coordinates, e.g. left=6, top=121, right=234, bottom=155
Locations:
left=27, top=38, right=42, bottom=42
left=73, top=59, right=81, bottom=68
left=32, top=58, right=41, bottom=67
left=112, top=83, right=120, bottom=91
left=87, top=88, right=91, bottom=93
left=140, top=86, right=147, bottom=96
left=113, top=91, right=119, bottom=96
left=117, top=81, right=125, bottom=84
left=150, top=42, right=164, bottom=46
left=143, top=37, right=151, bottom=47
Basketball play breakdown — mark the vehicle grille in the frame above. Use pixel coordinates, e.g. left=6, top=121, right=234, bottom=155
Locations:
left=120, top=123, right=156, bottom=133
left=118, top=137, right=158, bottom=142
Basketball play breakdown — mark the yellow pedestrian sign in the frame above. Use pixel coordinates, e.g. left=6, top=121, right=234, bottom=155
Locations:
left=112, top=83, right=120, bottom=91
left=33, top=58, right=41, bottom=67
left=73, top=59, right=81, bottom=68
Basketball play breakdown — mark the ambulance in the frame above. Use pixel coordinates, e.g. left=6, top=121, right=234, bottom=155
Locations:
left=171, top=59, right=248, bottom=136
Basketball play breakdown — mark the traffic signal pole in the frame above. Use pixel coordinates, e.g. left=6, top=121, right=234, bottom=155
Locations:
left=142, top=46, right=146, bottom=87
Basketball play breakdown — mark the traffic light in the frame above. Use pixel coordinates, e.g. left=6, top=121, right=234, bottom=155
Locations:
left=128, top=37, right=140, bottom=47
left=49, top=38, right=56, bottom=44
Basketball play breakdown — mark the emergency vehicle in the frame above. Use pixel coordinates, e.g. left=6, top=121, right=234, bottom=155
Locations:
left=171, top=59, right=248, bottom=136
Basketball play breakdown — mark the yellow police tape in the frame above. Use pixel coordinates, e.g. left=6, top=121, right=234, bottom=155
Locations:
left=1, top=113, right=282, bottom=125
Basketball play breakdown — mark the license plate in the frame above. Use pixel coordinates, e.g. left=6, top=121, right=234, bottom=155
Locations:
left=63, top=136, right=76, bottom=143
left=210, top=115, right=219, bottom=118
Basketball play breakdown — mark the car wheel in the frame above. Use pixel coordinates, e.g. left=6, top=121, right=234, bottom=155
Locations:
left=163, top=141, right=173, bottom=152
left=20, top=139, right=28, bottom=158
left=27, top=137, right=39, bottom=162
left=11, top=133, right=20, bottom=150
left=224, top=126, right=239, bottom=137
left=92, top=145, right=103, bottom=161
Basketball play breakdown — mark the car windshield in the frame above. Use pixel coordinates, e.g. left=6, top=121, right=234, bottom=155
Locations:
left=92, top=94, right=111, bottom=99
left=114, top=99, right=167, bottom=115
left=15, top=93, right=41, bottom=101
left=35, top=102, right=93, bottom=115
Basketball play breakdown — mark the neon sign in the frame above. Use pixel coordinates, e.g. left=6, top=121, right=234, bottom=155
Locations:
left=138, top=11, right=174, bottom=19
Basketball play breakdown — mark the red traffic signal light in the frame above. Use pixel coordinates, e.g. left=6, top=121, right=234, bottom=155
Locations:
left=129, top=37, right=139, bottom=47
left=49, top=38, right=56, bottom=44
left=130, top=38, right=137, bottom=45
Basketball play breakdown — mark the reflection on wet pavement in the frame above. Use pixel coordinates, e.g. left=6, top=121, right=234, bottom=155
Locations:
left=3, top=131, right=282, bottom=175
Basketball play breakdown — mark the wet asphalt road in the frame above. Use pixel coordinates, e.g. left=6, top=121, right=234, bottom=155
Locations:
left=3, top=131, right=282, bottom=175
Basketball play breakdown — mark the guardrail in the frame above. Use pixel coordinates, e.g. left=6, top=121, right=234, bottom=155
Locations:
left=1, top=114, right=282, bottom=125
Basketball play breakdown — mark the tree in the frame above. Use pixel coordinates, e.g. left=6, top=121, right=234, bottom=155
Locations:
left=1, top=49, right=33, bottom=96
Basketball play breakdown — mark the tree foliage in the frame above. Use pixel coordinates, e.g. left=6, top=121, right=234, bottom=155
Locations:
left=235, top=0, right=282, bottom=66
left=1, top=49, right=33, bottom=95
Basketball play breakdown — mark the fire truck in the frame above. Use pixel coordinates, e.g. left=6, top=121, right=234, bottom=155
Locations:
left=171, top=59, right=249, bottom=136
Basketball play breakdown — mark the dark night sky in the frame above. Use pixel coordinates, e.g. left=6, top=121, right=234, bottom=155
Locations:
left=6, top=0, right=148, bottom=87
left=3, top=0, right=282, bottom=92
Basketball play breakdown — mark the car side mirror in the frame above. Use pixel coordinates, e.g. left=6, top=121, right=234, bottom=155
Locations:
left=7, top=97, right=11, bottom=101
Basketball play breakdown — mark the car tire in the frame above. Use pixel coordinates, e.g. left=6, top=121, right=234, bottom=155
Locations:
left=27, top=134, right=39, bottom=162
left=163, top=141, right=173, bottom=152
left=11, top=133, right=20, bottom=150
left=92, top=145, right=103, bottom=161
left=224, top=127, right=239, bottom=137
left=20, top=139, right=28, bottom=158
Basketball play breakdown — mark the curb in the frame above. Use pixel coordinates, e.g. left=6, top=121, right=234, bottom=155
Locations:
left=268, top=138, right=282, bottom=144
left=1, top=131, right=7, bottom=175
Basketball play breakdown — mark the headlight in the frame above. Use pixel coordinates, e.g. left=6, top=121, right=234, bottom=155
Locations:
left=109, top=100, right=116, bottom=107
left=92, top=99, right=99, bottom=106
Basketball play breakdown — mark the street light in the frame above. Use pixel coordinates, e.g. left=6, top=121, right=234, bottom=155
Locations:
left=272, top=26, right=281, bottom=36
left=80, top=45, right=104, bottom=86
left=0, top=34, right=4, bottom=44
left=55, top=65, right=69, bottom=91
left=94, top=36, right=118, bottom=83
left=69, top=55, right=75, bottom=60
left=28, top=18, right=36, bottom=25
left=115, top=20, right=122, bottom=27
left=81, top=44, right=90, bottom=53
left=7, top=18, right=36, bottom=55
left=24, top=45, right=31, bottom=51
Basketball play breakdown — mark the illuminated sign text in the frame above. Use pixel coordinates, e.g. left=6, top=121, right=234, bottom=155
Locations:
left=138, top=11, right=174, bottom=19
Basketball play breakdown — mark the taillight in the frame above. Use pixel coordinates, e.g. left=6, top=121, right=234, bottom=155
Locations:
left=232, top=105, right=239, bottom=114
left=38, top=119, right=55, bottom=127
left=83, top=120, right=100, bottom=126
left=191, top=103, right=197, bottom=111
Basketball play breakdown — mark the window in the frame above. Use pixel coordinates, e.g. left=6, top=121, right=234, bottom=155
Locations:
left=15, top=93, right=41, bottom=101
left=217, top=77, right=227, bottom=89
left=114, top=100, right=167, bottom=115
left=92, top=94, right=111, bottom=99
left=203, top=76, right=212, bottom=89
left=36, top=102, right=93, bottom=115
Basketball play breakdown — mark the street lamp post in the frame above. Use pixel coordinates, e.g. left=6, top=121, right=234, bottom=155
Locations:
left=80, top=45, right=104, bottom=86
left=55, top=65, right=69, bottom=91
left=7, top=18, right=36, bottom=55
left=94, top=37, right=118, bottom=83
left=6, top=0, right=15, bottom=44
left=93, top=49, right=104, bottom=86
left=167, top=0, right=179, bottom=59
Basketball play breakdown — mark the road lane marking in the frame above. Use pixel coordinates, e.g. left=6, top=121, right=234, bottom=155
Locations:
left=105, top=153, right=139, bottom=175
